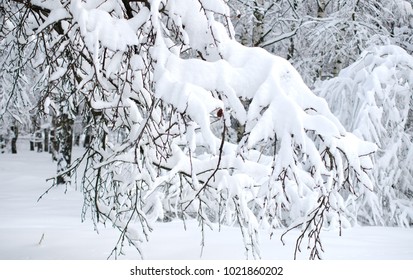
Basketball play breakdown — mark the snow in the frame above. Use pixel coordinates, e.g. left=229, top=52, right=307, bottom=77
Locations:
left=2, top=0, right=412, bottom=263
left=36, top=8, right=70, bottom=34
left=316, top=45, right=413, bottom=226
left=70, top=0, right=146, bottom=52
left=12, top=0, right=378, bottom=249
left=396, top=0, right=413, bottom=17
left=1, top=140, right=413, bottom=260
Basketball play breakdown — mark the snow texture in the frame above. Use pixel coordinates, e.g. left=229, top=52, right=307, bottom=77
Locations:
left=0, top=0, right=385, bottom=259
left=1, top=144, right=412, bottom=260
left=317, top=45, right=413, bottom=227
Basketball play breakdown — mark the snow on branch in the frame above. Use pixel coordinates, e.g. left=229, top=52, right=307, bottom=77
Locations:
left=2, top=0, right=377, bottom=259
left=317, top=45, right=413, bottom=227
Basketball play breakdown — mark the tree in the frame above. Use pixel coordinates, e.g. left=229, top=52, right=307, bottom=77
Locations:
left=2, top=0, right=376, bottom=259
left=316, top=45, right=413, bottom=227
left=229, top=0, right=413, bottom=84
left=0, top=1, right=35, bottom=153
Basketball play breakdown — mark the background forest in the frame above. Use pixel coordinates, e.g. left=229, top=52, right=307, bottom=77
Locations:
left=1, top=0, right=412, bottom=259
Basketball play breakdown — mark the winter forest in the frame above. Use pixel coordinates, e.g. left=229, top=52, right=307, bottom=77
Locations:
left=1, top=0, right=413, bottom=260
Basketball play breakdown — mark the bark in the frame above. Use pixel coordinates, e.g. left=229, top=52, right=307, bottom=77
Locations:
left=406, top=96, right=413, bottom=133
left=43, top=128, right=49, bottom=152
left=30, top=116, right=40, bottom=151
left=287, top=37, right=295, bottom=60
left=252, top=0, right=265, bottom=47
left=11, top=124, right=18, bottom=154
left=83, top=127, right=92, bottom=148
left=50, top=127, right=58, bottom=160
left=317, top=0, right=326, bottom=19
left=0, top=135, right=5, bottom=153
left=54, top=114, right=74, bottom=185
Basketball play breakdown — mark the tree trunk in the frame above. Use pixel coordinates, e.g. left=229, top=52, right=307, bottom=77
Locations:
left=10, top=124, right=18, bottom=154
left=50, top=127, right=58, bottom=160
left=405, top=96, right=413, bottom=133
left=317, top=0, right=326, bottom=18
left=43, top=128, right=49, bottom=152
left=287, top=0, right=298, bottom=61
left=0, top=135, right=5, bottom=153
left=36, top=130, right=43, bottom=152
left=54, top=114, right=74, bottom=185
left=29, top=116, right=38, bottom=151
left=83, top=127, right=91, bottom=148
left=252, top=0, right=265, bottom=47
left=287, top=37, right=295, bottom=60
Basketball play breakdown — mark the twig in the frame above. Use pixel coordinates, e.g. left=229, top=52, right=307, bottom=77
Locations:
left=38, top=233, right=45, bottom=245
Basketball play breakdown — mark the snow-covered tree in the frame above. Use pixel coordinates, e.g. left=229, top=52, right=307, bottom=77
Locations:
left=0, top=2, right=36, bottom=153
left=229, top=0, right=413, bottom=84
left=2, top=0, right=376, bottom=259
left=229, top=0, right=304, bottom=54
left=317, top=45, right=413, bottom=227
left=390, top=0, right=413, bottom=54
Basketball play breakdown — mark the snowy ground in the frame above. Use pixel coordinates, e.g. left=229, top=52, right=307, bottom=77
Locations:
left=1, top=140, right=413, bottom=260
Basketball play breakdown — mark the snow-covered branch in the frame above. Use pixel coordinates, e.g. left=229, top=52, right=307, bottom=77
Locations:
left=1, top=0, right=378, bottom=259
